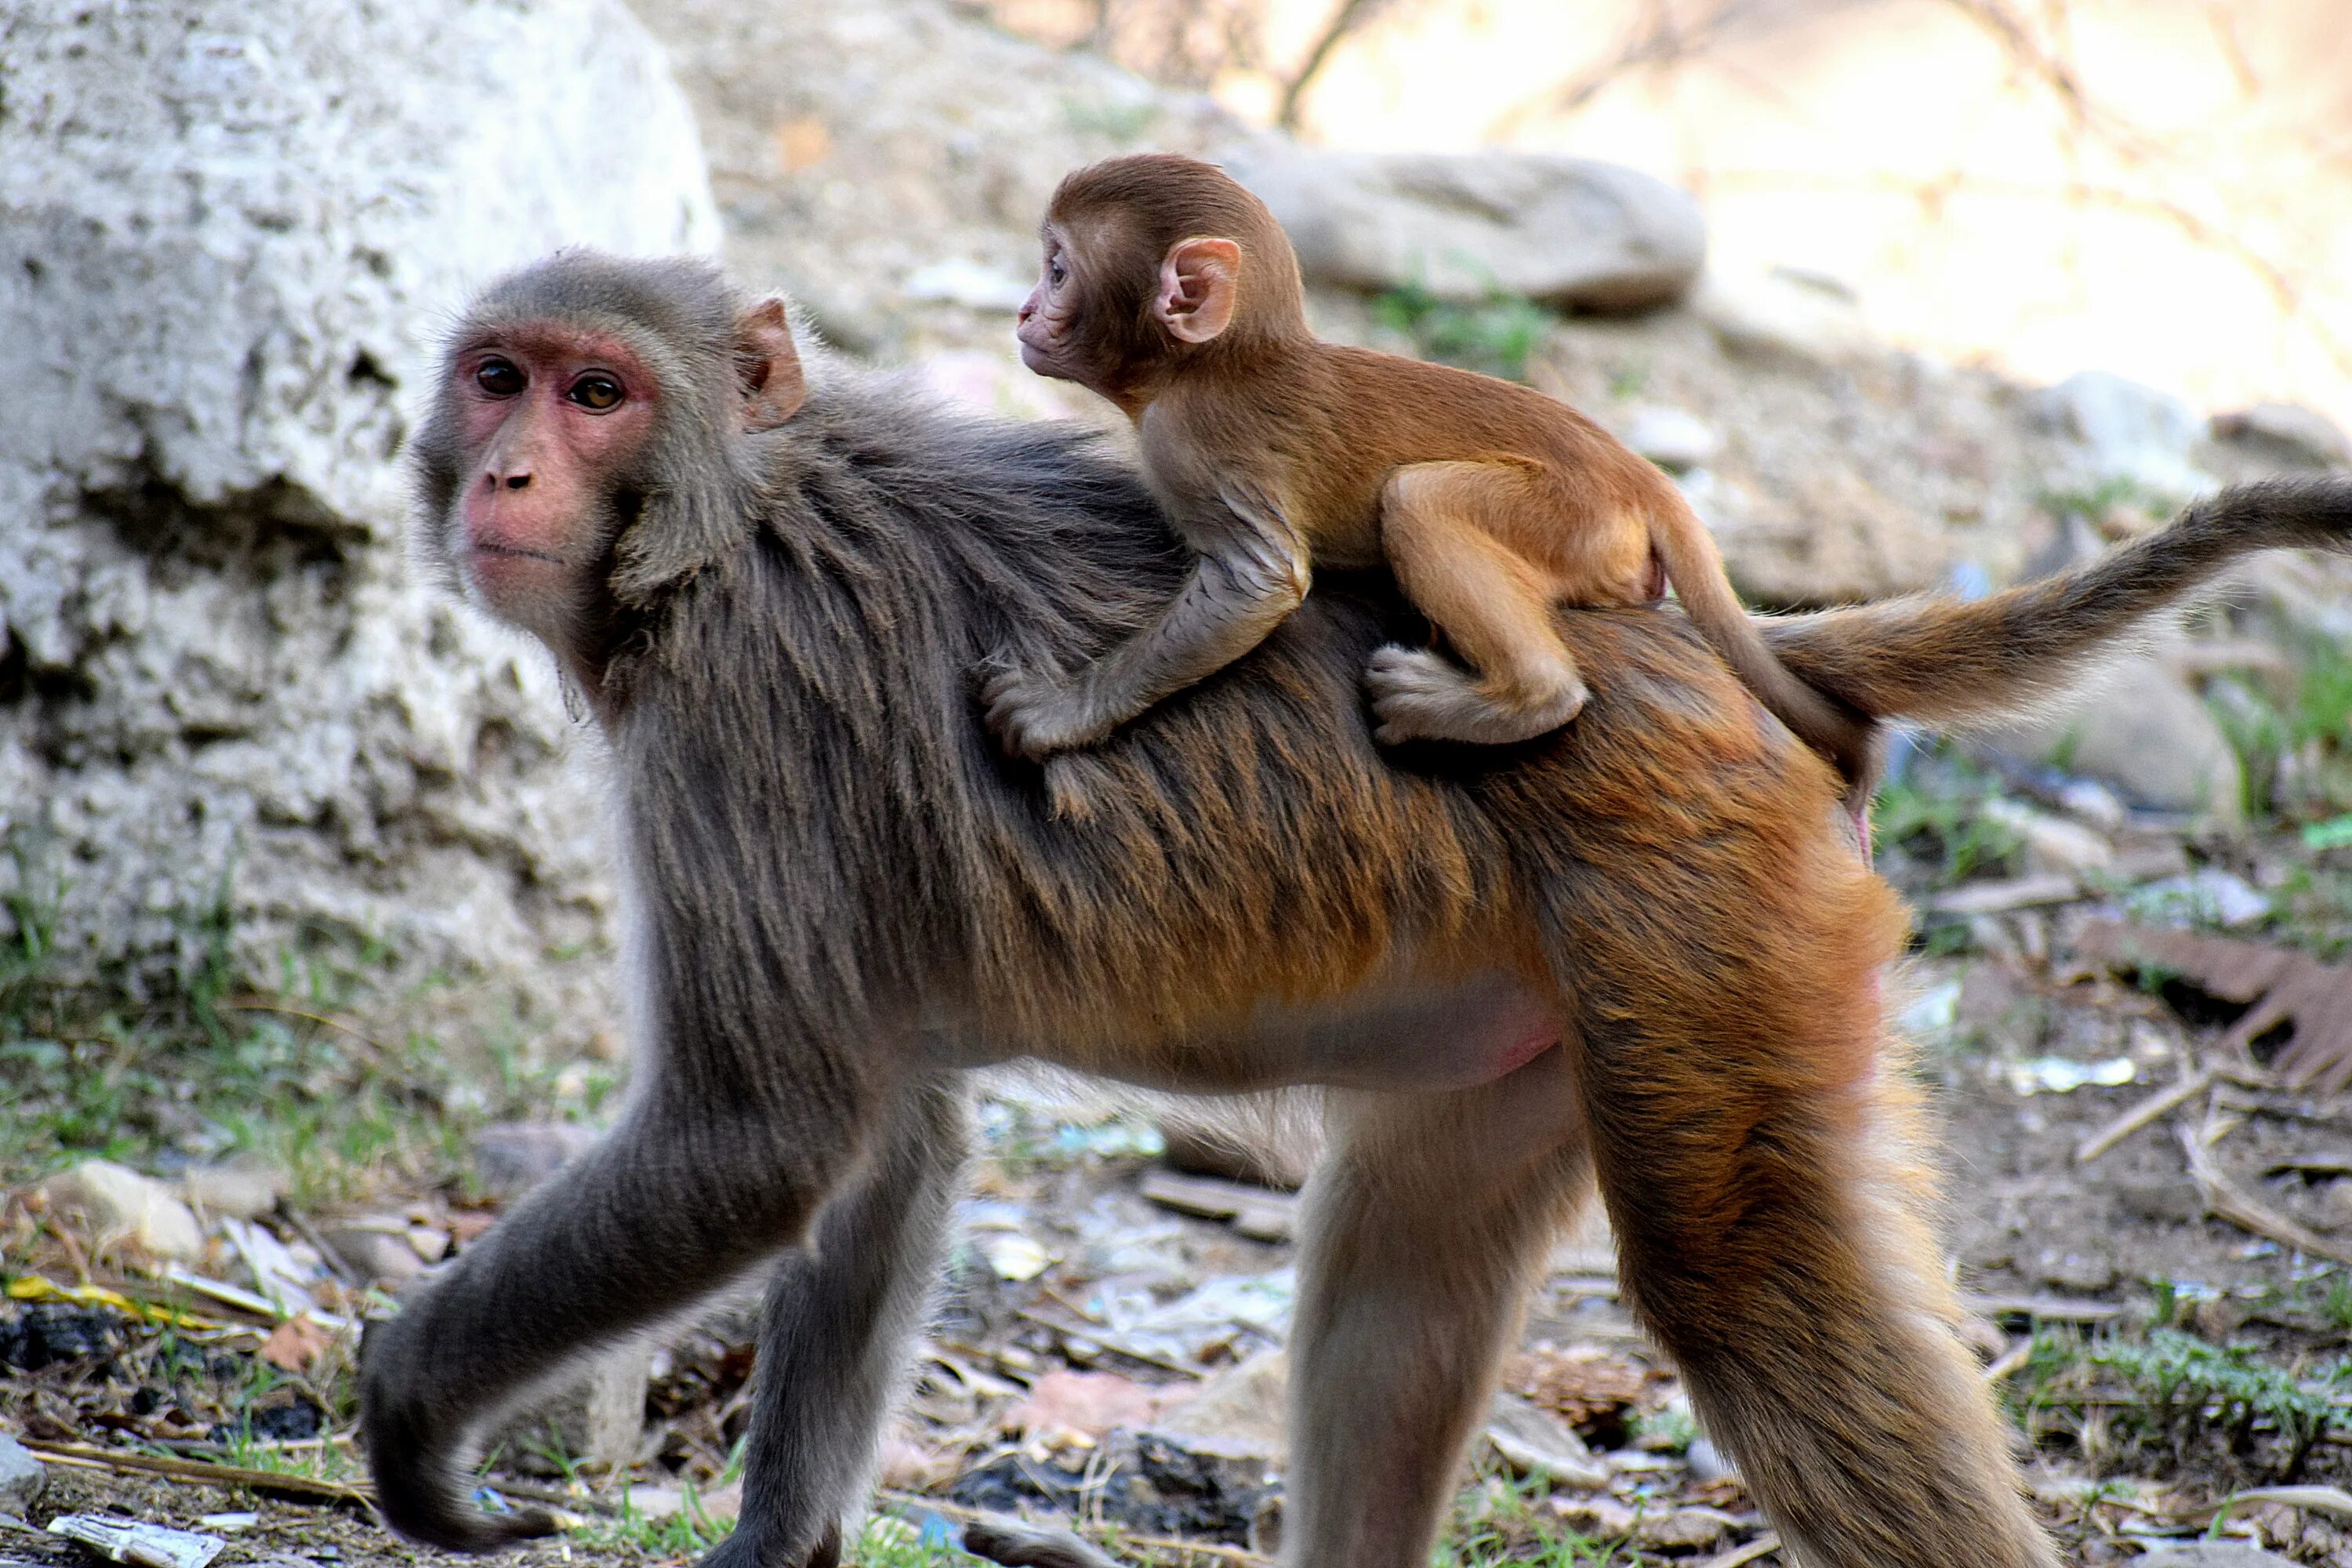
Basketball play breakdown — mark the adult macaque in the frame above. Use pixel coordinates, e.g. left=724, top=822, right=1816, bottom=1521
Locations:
left=983, top=153, right=1869, bottom=800
left=365, top=247, right=2352, bottom=1568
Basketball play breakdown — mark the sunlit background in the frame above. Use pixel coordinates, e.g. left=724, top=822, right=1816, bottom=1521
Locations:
left=972, top=0, right=2352, bottom=430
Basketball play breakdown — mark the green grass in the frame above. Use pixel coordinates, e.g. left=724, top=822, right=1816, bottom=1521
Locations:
left=1870, top=745, right=2024, bottom=889
left=0, top=833, right=598, bottom=1200
left=1373, top=280, right=1555, bottom=383
left=1434, top=1475, right=1633, bottom=1566
left=2007, top=1323, right=2352, bottom=1483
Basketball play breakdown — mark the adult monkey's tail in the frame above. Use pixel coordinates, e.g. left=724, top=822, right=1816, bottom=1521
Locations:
left=1766, top=475, right=2352, bottom=730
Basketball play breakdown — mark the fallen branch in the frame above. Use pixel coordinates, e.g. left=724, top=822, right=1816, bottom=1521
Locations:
left=19, top=1440, right=374, bottom=1510
left=1695, top=1534, right=1782, bottom=1568
left=2176, top=1122, right=2352, bottom=1265
left=2076, top=1067, right=2213, bottom=1163
left=877, top=1490, right=1272, bottom=1565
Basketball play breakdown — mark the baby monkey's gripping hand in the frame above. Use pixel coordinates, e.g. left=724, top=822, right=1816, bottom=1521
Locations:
left=979, top=657, right=1117, bottom=761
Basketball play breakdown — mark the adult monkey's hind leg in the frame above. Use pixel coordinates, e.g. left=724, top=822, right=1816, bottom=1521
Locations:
left=702, top=1080, right=969, bottom=1568
left=1368, top=460, right=1590, bottom=746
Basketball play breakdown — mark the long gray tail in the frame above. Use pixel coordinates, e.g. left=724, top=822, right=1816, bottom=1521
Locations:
left=1763, top=475, right=2352, bottom=727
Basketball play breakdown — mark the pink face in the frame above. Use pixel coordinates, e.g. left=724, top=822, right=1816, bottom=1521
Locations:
left=1014, top=227, right=1090, bottom=387
left=449, top=325, right=657, bottom=626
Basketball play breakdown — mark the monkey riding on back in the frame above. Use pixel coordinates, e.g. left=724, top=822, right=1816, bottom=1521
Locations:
left=981, top=152, right=1871, bottom=801
left=363, top=241, right=2352, bottom=1568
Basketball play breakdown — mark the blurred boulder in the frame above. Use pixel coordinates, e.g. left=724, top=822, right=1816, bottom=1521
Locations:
left=2027, top=370, right=2212, bottom=500
left=1980, top=654, right=2242, bottom=824
left=1228, top=151, right=1705, bottom=310
left=0, top=0, right=716, bottom=1033
left=0, top=1432, right=45, bottom=1516
left=1691, top=265, right=1876, bottom=368
left=472, top=1121, right=599, bottom=1201
left=2212, top=402, right=2351, bottom=470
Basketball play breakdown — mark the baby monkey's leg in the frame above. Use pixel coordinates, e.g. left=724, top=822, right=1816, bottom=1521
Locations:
left=1369, top=461, right=1588, bottom=746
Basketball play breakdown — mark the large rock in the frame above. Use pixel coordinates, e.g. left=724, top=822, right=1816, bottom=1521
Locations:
left=0, top=1, right=716, bottom=1034
left=1980, top=653, right=2243, bottom=824
left=1226, top=151, right=1705, bottom=310
left=2027, top=370, right=2213, bottom=502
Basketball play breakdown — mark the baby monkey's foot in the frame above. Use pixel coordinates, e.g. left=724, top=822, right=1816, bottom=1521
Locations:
left=1365, top=644, right=1588, bottom=746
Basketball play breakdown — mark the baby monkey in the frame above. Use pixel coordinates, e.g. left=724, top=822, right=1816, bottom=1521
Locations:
left=984, top=152, right=1867, bottom=789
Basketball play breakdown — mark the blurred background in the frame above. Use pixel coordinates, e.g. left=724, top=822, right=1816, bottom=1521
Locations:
left=5, top=2, right=2352, bottom=1564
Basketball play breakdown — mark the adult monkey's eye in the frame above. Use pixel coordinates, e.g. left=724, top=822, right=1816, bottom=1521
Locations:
left=568, top=373, right=624, bottom=412
left=476, top=357, right=524, bottom=396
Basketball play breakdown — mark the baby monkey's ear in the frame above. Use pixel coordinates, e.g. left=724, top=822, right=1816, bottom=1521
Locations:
left=1155, top=238, right=1241, bottom=344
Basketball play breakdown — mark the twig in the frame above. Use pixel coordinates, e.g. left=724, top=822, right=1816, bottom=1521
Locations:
left=1982, top=1341, right=2034, bottom=1383
left=18, top=1439, right=374, bottom=1509
left=1014, top=1308, right=1204, bottom=1378
left=2076, top=1067, right=2212, bottom=1163
left=218, top=998, right=390, bottom=1058
left=878, top=1490, right=1272, bottom=1564
left=1696, top=1534, right=1781, bottom=1568
left=2176, top=1121, right=2352, bottom=1266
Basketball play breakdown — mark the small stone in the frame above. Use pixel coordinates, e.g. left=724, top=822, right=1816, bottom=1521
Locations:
left=1692, top=265, right=1875, bottom=368
left=1621, top=406, right=1720, bottom=473
left=1980, top=798, right=2113, bottom=875
left=1635, top=1506, right=1737, bottom=1551
left=471, top=1123, right=597, bottom=1202
left=180, top=1157, right=288, bottom=1221
left=1684, top=1436, right=1735, bottom=1483
left=2138, top=1545, right=2299, bottom=1567
left=2035, top=1247, right=2118, bottom=1293
left=494, top=1344, right=652, bottom=1473
left=39, top=1160, right=205, bottom=1265
left=1981, top=655, right=2242, bottom=823
left=1484, top=1392, right=1610, bottom=1488
left=320, top=1221, right=428, bottom=1287
left=2212, top=402, right=2350, bottom=469
left=1151, top=1348, right=1288, bottom=1464
left=2028, top=370, right=2212, bottom=499
left=0, top=1431, right=47, bottom=1515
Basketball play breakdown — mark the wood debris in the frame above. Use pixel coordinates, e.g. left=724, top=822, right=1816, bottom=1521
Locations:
left=2076, top=919, right=2352, bottom=1093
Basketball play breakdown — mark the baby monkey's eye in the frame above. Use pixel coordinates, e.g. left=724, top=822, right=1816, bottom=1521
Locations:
left=476, top=358, right=524, bottom=396
left=568, top=373, right=624, bottom=412
left=1047, top=256, right=1068, bottom=287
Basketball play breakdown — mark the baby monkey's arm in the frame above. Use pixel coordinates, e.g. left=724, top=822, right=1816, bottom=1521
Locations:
left=982, top=485, right=1309, bottom=760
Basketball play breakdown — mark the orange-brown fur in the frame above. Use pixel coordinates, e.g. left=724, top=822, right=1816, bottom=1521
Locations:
left=372, top=250, right=2352, bottom=1568
left=991, top=152, right=1867, bottom=791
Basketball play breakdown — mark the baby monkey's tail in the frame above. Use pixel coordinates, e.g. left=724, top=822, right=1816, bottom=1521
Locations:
left=1647, top=489, right=1875, bottom=796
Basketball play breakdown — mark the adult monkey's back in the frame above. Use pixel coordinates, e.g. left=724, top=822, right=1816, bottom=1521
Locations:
left=361, top=249, right=2352, bottom=1568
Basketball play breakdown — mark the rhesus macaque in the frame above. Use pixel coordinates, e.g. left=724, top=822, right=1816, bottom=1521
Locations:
left=982, top=153, right=1869, bottom=800
left=365, top=246, right=2352, bottom=1568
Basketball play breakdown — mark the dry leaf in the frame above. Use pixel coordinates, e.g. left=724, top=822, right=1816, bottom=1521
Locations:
left=2075, top=920, right=2352, bottom=1093
left=258, top=1316, right=332, bottom=1373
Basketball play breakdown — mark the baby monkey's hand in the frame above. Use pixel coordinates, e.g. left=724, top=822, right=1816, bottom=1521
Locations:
left=980, top=656, right=1113, bottom=760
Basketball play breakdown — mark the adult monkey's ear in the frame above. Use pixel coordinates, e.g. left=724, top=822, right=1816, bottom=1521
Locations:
left=735, top=297, right=807, bottom=430
left=1155, top=238, right=1241, bottom=344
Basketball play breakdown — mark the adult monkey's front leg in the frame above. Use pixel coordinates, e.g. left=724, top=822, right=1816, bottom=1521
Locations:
left=361, top=1076, right=875, bottom=1552
left=703, top=1079, right=969, bottom=1568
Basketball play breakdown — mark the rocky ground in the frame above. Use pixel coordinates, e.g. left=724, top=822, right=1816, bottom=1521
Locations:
left=12, top=2, right=2352, bottom=1566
